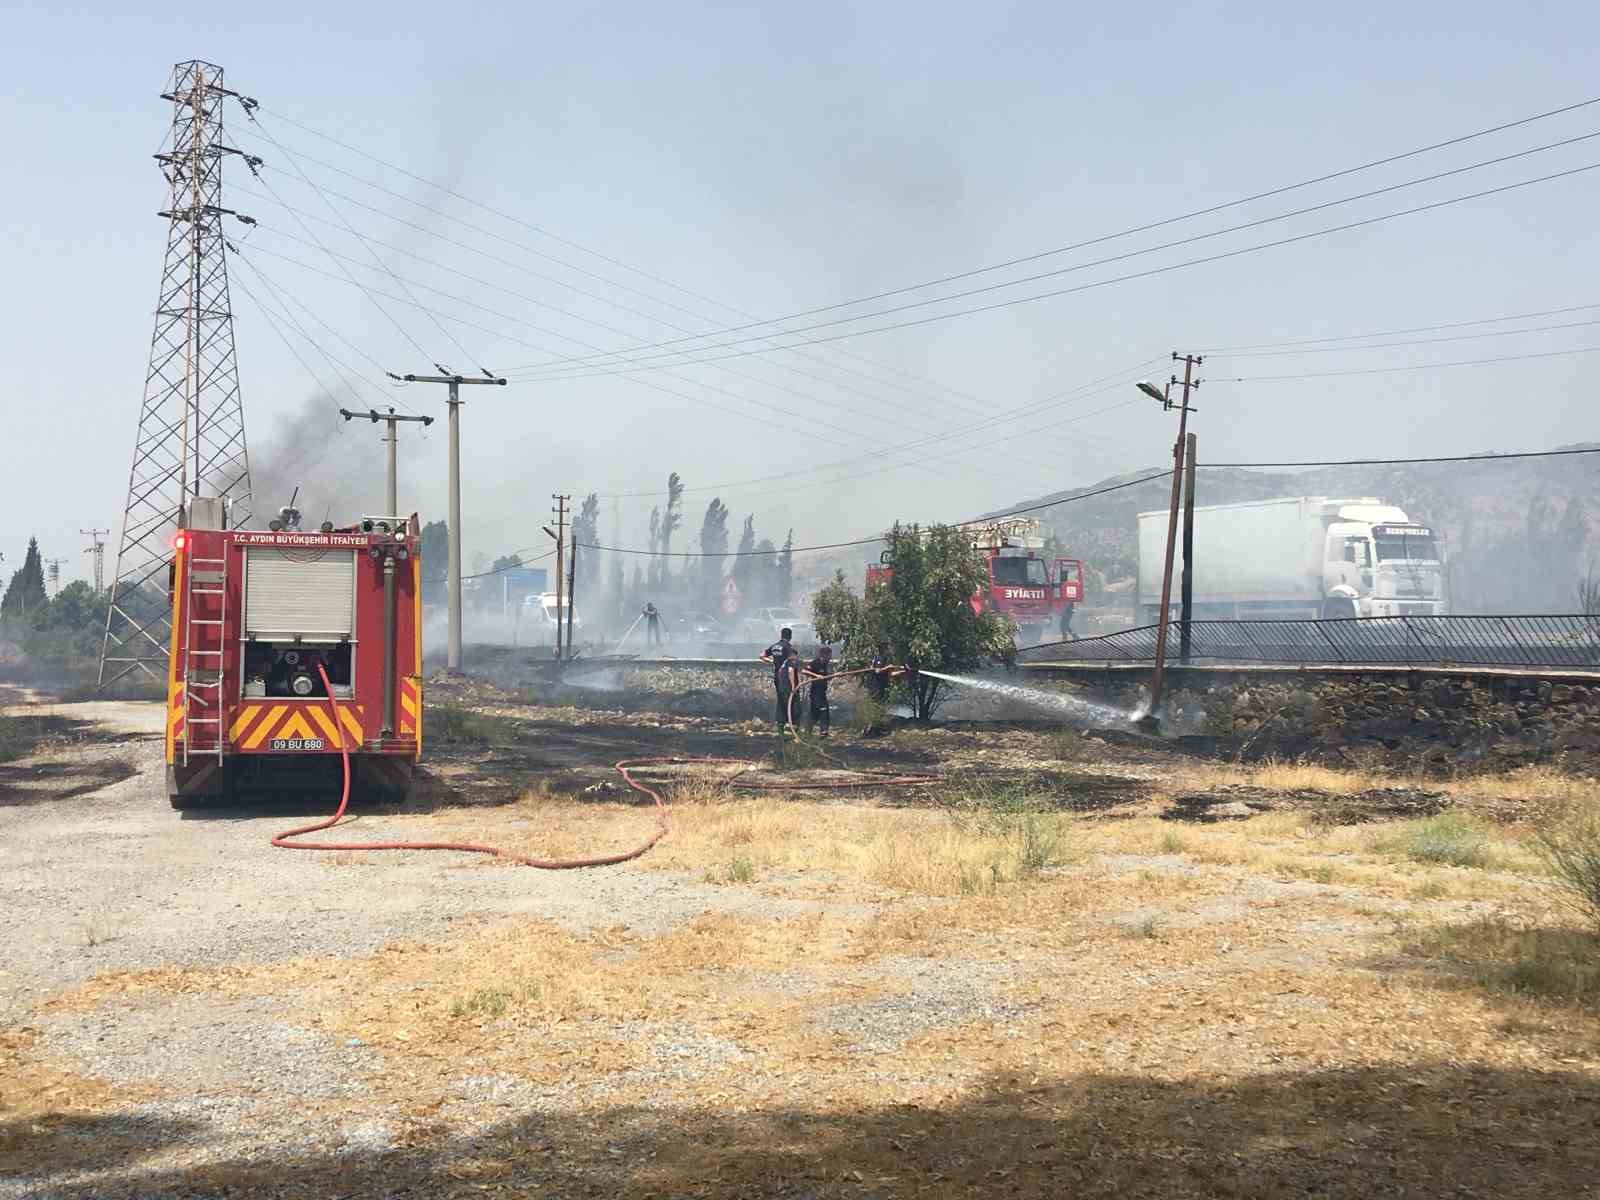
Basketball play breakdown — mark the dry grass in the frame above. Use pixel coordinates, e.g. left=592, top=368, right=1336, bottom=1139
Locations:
left=1402, top=915, right=1600, bottom=1005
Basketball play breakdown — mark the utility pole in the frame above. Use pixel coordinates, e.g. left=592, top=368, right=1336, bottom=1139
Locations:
left=340, top=407, right=434, bottom=514
left=101, top=61, right=256, bottom=688
left=1181, top=431, right=1198, bottom=664
left=550, top=495, right=569, bottom=663
left=1136, top=352, right=1201, bottom=728
left=43, top=558, right=67, bottom=597
left=81, top=529, right=109, bottom=593
left=389, top=372, right=507, bottom=674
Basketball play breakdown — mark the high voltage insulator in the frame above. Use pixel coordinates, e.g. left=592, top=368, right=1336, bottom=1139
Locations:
left=100, top=61, right=256, bottom=687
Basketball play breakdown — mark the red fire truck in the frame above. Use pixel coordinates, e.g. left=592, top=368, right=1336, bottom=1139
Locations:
left=164, top=501, right=423, bottom=808
left=866, top=518, right=1084, bottom=644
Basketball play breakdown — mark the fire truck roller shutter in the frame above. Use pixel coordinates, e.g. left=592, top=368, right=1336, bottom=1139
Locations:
left=244, top=547, right=357, bottom=639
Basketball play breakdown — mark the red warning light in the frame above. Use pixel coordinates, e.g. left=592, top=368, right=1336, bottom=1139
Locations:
left=172, top=532, right=187, bottom=552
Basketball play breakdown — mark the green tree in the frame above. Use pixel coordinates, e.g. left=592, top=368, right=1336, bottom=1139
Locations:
left=811, top=523, right=1014, bottom=721
left=0, top=537, right=48, bottom=623
left=776, top=529, right=794, bottom=605
left=419, top=521, right=449, bottom=607
left=731, top=516, right=757, bottom=612
left=696, top=498, right=730, bottom=611
left=753, top=538, right=777, bottom=606
left=646, top=506, right=663, bottom=593
left=572, top=492, right=601, bottom=596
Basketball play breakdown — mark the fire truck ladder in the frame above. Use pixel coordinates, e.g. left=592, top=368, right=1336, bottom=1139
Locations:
left=182, top=552, right=228, bottom=767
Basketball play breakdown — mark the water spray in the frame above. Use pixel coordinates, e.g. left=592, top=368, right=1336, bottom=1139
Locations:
left=611, top=611, right=646, bottom=655
left=917, top=669, right=1137, bottom=727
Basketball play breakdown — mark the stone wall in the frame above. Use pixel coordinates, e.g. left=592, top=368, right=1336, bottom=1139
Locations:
left=1062, top=672, right=1600, bottom=773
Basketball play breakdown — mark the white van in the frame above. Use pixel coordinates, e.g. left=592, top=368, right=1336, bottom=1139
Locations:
left=519, top=592, right=581, bottom=645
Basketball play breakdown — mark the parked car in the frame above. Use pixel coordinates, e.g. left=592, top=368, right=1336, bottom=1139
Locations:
left=673, top=610, right=725, bottom=640
left=519, top=591, right=580, bottom=646
left=737, top=606, right=815, bottom=646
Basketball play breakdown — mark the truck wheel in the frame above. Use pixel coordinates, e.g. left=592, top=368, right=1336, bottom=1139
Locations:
left=1320, top=599, right=1357, bottom=621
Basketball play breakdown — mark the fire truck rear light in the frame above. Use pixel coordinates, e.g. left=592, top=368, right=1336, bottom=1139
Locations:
left=172, top=533, right=187, bottom=551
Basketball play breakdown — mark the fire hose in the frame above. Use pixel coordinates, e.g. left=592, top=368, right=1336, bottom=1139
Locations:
left=271, top=663, right=935, bottom=865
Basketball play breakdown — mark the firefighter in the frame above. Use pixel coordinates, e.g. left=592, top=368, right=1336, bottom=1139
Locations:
left=804, top=645, right=833, bottom=737
left=1060, top=599, right=1076, bottom=640
left=643, top=602, right=662, bottom=645
left=761, top=626, right=794, bottom=723
left=776, top=646, right=803, bottom=730
left=866, top=646, right=891, bottom=703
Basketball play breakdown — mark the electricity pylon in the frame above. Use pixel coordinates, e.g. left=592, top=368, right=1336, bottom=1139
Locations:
left=100, top=61, right=256, bottom=686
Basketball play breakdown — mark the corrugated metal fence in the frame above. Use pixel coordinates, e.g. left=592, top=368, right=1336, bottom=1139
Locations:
left=1022, top=614, right=1600, bottom=670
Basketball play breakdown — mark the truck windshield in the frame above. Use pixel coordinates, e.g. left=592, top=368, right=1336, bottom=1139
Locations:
left=1374, top=533, right=1440, bottom=562
left=991, top=557, right=1048, bottom=586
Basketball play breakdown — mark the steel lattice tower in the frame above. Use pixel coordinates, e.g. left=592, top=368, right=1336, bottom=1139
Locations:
left=100, top=61, right=255, bottom=686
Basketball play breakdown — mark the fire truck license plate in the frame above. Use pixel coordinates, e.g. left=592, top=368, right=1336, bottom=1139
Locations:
left=271, top=738, right=325, bottom=751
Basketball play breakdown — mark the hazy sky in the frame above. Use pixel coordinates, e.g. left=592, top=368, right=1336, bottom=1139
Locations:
left=4, top=0, right=1598, bottom=586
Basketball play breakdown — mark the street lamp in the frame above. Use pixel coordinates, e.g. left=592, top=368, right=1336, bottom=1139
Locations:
left=1136, top=380, right=1169, bottom=405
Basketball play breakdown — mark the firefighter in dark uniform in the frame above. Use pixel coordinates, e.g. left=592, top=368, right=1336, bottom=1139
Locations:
left=761, top=627, right=794, bottom=724
left=643, top=602, right=662, bottom=645
left=804, top=645, right=833, bottom=737
left=776, top=647, right=803, bottom=729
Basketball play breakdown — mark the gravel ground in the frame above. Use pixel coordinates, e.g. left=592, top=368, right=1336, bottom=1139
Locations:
left=4, top=705, right=1022, bottom=1197
left=0, top=737, right=851, bottom=1020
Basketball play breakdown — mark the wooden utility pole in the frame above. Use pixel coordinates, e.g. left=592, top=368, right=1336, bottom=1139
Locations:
left=1180, top=431, right=1198, bottom=664
left=566, top=536, right=577, bottom=661
left=1142, top=352, right=1201, bottom=728
left=339, top=407, right=434, bottom=514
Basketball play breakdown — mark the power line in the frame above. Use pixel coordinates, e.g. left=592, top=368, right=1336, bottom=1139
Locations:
left=1203, top=316, right=1600, bottom=358
left=503, top=160, right=1600, bottom=378
left=582, top=471, right=1177, bottom=559
left=237, top=120, right=1001, bottom=417
left=591, top=355, right=1166, bottom=500
left=1203, top=446, right=1600, bottom=468
left=579, top=444, right=1600, bottom=562
left=235, top=174, right=1056, bottom=458
left=1199, top=300, right=1600, bottom=353
left=506, top=125, right=1600, bottom=376
left=240, top=103, right=486, bottom=375
left=1226, top=343, right=1600, bottom=381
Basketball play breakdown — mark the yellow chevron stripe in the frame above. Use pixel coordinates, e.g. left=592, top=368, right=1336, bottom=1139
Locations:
left=307, top=706, right=343, bottom=748
left=241, top=705, right=288, bottom=750
left=339, top=706, right=364, bottom=744
left=229, top=706, right=263, bottom=741
left=276, top=711, right=318, bottom=742
left=399, top=692, right=418, bottom=719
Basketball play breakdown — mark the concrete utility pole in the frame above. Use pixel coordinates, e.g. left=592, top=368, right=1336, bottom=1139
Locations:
left=1136, top=352, right=1201, bottom=728
left=339, top=407, right=434, bottom=514
left=1181, top=431, right=1198, bottom=664
left=44, top=558, right=67, bottom=597
left=389, top=372, right=506, bottom=674
left=81, top=530, right=109, bottom=593
left=549, top=495, right=569, bottom=664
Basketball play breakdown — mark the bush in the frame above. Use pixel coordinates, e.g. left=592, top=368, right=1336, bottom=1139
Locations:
left=1534, top=804, right=1600, bottom=929
left=1382, top=814, right=1492, bottom=869
left=941, top=775, right=1064, bottom=878
left=426, top=704, right=501, bottom=746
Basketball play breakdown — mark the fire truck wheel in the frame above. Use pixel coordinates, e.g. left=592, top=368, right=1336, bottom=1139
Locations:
left=166, top=763, right=224, bottom=810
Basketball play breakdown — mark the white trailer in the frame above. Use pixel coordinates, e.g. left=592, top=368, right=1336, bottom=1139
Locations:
left=1136, top=496, right=1448, bottom=621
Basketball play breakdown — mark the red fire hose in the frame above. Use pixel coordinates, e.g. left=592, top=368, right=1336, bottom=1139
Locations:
left=271, top=664, right=933, bottom=866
